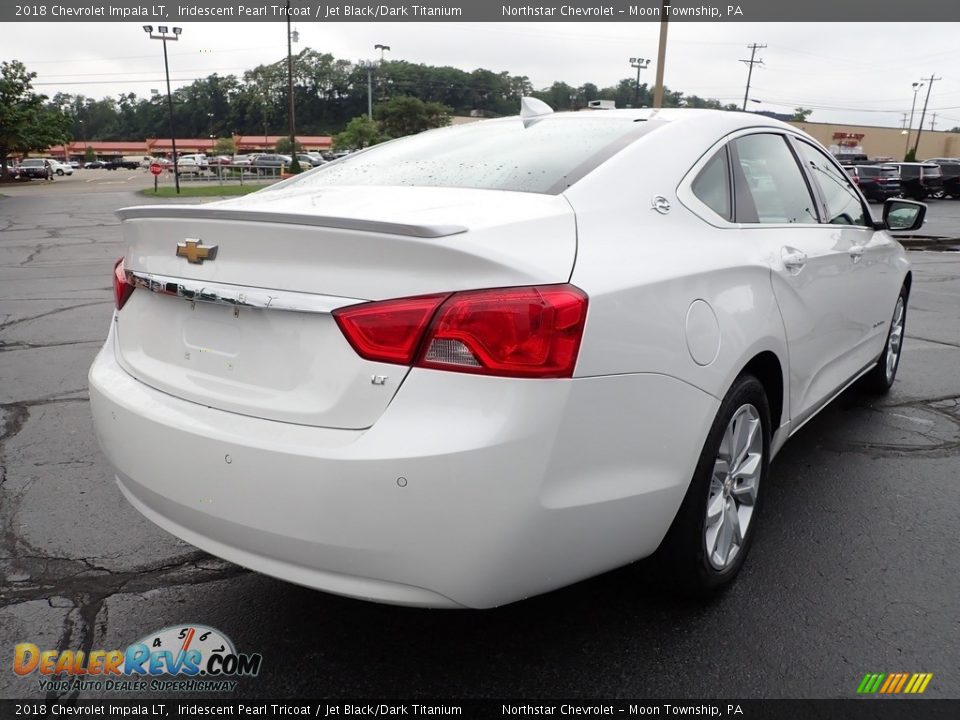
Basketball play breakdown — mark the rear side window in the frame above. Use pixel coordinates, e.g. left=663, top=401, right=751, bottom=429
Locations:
left=923, top=165, right=942, bottom=178
left=899, top=165, right=920, bottom=178
left=795, top=141, right=867, bottom=227
left=691, top=149, right=731, bottom=220
left=733, top=134, right=818, bottom=224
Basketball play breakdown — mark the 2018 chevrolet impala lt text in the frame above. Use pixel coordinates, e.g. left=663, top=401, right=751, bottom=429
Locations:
left=89, top=103, right=923, bottom=608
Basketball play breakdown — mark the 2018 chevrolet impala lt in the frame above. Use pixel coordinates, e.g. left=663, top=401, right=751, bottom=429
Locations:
left=89, top=102, right=924, bottom=608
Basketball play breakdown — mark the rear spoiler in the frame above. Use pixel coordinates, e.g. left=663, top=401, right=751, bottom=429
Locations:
left=115, top=206, right=468, bottom=239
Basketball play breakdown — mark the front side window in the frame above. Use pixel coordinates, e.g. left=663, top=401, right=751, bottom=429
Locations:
left=733, top=134, right=818, bottom=224
left=795, top=140, right=867, bottom=226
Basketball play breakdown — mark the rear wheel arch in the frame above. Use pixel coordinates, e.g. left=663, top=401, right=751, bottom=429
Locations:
left=738, top=351, right=785, bottom=431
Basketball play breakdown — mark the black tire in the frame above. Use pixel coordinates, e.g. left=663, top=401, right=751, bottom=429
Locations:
left=658, top=374, right=771, bottom=595
left=56, top=169, right=64, bottom=176
left=861, top=284, right=908, bottom=395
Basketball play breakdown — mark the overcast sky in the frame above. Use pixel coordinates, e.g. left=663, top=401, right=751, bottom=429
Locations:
left=7, top=21, right=960, bottom=130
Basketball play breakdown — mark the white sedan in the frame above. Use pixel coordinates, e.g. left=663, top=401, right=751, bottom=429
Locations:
left=89, top=103, right=922, bottom=608
left=48, top=159, right=74, bottom=176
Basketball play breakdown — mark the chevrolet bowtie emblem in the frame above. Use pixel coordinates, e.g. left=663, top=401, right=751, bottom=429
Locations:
left=176, top=239, right=218, bottom=264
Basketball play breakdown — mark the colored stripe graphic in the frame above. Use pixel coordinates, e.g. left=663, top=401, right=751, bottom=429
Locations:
left=857, top=673, right=885, bottom=694
left=858, top=672, right=933, bottom=694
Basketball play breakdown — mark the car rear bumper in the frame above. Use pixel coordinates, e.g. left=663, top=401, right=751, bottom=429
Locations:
left=89, top=322, right=718, bottom=608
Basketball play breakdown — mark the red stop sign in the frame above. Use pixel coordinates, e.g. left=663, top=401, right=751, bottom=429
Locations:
left=149, top=163, right=163, bottom=176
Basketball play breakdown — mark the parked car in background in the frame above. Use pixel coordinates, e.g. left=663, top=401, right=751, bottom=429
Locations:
left=207, top=155, right=233, bottom=167
left=834, top=153, right=869, bottom=166
left=92, top=106, right=921, bottom=608
left=889, top=162, right=943, bottom=200
left=84, top=160, right=106, bottom=169
left=295, top=154, right=315, bottom=169
left=305, top=152, right=327, bottom=166
left=845, top=165, right=900, bottom=202
left=46, top=159, right=74, bottom=176
left=177, top=154, right=209, bottom=171
left=103, top=158, right=140, bottom=170
left=16, top=158, right=54, bottom=180
left=175, top=157, right=206, bottom=176
left=249, top=154, right=292, bottom=174
left=231, top=155, right=254, bottom=168
left=924, top=158, right=960, bottom=198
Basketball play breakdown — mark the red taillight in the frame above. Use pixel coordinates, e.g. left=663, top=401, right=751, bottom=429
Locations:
left=333, top=293, right=450, bottom=365
left=333, top=285, right=588, bottom=379
left=113, top=257, right=134, bottom=310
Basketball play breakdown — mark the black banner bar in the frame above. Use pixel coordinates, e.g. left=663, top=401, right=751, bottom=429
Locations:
left=1, top=700, right=959, bottom=720
left=3, top=0, right=960, bottom=23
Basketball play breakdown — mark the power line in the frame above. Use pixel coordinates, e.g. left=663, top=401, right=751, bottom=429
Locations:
left=740, top=43, right=766, bottom=111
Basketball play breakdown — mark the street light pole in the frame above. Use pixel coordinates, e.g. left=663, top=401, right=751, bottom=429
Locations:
left=364, top=45, right=390, bottom=121
left=286, top=0, right=300, bottom=172
left=144, top=25, right=182, bottom=194
left=629, top=57, right=650, bottom=107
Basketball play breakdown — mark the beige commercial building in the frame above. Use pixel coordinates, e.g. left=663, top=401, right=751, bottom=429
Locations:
left=790, top=121, right=960, bottom=161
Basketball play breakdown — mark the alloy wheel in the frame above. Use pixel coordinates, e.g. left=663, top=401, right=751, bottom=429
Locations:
left=705, top=404, right=763, bottom=571
left=886, top=296, right=905, bottom=383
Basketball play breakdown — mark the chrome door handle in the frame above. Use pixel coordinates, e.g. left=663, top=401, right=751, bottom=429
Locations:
left=849, top=245, right=865, bottom=263
left=781, top=247, right=807, bottom=274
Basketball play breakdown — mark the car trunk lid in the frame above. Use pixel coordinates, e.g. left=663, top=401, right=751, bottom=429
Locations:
left=113, top=186, right=577, bottom=429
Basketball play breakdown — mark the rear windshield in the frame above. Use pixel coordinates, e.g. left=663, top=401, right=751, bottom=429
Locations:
left=922, top=165, right=942, bottom=177
left=878, top=167, right=899, bottom=178
left=279, top=116, right=646, bottom=194
left=857, top=167, right=878, bottom=177
left=898, top=165, right=921, bottom=178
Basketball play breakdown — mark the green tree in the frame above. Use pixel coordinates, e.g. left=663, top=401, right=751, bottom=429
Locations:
left=213, top=137, right=236, bottom=155
left=375, top=96, right=451, bottom=139
left=334, top=115, right=382, bottom=150
left=275, top=137, right=303, bottom=154
left=84, top=146, right=96, bottom=162
left=0, top=60, right=72, bottom=180
left=791, top=107, right=813, bottom=122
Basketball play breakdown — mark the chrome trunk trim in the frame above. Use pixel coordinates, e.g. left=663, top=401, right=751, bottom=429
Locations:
left=126, top=271, right=365, bottom=314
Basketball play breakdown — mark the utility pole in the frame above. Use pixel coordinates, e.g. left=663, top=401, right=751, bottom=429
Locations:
left=912, top=74, right=942, bottom=157
left=652, top=0, right=669, bottom=108
left=286, top=0, right=300, bottom=173
left=904, top=81, right=924, bottom=158
left=900, top=113, right=908, bottom=129
left=930, top=113, right=937, bottom=131
left=740, top=43, right=766, bottom=111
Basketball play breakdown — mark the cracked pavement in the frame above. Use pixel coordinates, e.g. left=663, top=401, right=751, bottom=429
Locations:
left=1, top=188, right=959, bottom=700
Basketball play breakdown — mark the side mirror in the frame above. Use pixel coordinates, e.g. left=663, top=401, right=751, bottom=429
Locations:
left=882, top=198, right=926, bottom=232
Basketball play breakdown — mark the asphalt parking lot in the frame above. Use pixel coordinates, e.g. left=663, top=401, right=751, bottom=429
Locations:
left=1, top=184, right=959, bottom=701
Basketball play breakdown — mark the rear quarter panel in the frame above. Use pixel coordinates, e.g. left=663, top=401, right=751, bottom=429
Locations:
left=563, top=116, right=790, bottom=421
